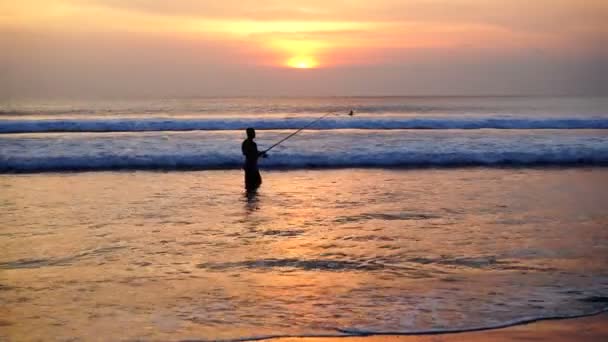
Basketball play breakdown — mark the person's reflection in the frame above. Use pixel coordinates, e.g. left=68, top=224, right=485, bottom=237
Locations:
left=242, top=190, right=263, bottom=237
left=244, top=189, right=260, bottom=214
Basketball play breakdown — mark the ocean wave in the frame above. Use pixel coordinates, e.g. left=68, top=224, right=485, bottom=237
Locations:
left=181, top=309, right=608, bottom=342
left=334, top=308, right=608, bottom=337
left=2, top=150, right=607, bottom=173
left=0, top=103, right=537, bottom=117
left=2, top=116, right=608, bottom=133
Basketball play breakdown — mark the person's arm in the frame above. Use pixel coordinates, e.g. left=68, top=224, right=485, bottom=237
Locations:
left=251, top=141, right=267, bottom=158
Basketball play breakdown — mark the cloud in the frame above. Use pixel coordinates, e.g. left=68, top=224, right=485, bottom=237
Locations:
left=69, top=0, right=607, bottom=33
left=1, top=1, right=606, bottom=97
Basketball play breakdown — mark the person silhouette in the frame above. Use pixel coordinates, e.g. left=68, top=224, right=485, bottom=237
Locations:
left=242, top=128, right=266, bottom=192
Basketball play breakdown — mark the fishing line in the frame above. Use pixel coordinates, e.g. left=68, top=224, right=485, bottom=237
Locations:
left=263, top=110, right=352, bottom=153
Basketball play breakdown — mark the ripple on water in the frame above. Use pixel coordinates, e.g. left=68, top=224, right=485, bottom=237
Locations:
left=334, top=212, right=440, bottom=223
left=0, top=284, right=15, bottom=291
left=580, top=296, right=608, bottom=303
left=197, top=258, right=388, bottom=272
left=405, top=255, right=556, bottom=271
left=342, top=235, right=396, bottom=242
left=0, top=246, right=125, bottom=270
left=261, top=229, right=306, bottom=237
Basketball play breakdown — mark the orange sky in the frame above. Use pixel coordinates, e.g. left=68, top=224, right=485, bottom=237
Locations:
left=1, top=0, right=606, bottom=97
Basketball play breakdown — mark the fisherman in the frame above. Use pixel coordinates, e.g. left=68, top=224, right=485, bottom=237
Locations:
left=242, top=127, right=266, bottom=191
left=241, top=110, right=351, bottom=191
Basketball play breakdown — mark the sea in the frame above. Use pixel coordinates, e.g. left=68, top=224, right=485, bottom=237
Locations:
left=1, top=96, right=607, bottom=341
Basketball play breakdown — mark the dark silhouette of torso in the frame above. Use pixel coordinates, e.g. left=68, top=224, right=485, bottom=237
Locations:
left=242, top=138, right=262, bottom=191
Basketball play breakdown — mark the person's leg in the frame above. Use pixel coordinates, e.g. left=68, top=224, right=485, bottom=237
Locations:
left=244, top=169, right=254, bottom=190
left=255, top=169, right=262, bottom=188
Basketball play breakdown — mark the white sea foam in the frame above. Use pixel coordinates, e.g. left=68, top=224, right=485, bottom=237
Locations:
left=1, top=116, right=608, bottom=133
left=1, top=130, right=606, bottom=172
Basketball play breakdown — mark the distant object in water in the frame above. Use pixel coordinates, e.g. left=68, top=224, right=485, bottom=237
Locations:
left=348, top=110, right=354, bottom=116
left=242, top=127, right=266, bottom=192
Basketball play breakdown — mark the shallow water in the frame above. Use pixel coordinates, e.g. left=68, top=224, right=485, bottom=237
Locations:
left=1, top=168, right=607, bottom=341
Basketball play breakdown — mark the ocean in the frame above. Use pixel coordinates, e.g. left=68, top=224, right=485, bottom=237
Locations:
left=1, top=96, right=607, bottom=340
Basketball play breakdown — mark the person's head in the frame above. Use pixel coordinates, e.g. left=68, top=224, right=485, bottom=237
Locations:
left=246, top=127, right=256, bottom=139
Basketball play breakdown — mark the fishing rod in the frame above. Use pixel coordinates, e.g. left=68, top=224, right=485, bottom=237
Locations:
left=263, top=110, right=353, bottom=154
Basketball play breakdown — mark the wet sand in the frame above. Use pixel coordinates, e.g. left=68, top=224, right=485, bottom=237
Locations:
left=271, top=313, right=608, bottom=342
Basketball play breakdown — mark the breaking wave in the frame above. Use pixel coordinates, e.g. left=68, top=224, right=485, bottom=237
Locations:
left=2, top=150, right=607, bottom=173
left=178, top=310, right=608, bottom=341
left=2, top=116, right=608, bottom=133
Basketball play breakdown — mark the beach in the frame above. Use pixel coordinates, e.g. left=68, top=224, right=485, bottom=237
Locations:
left=3, top=0, right=607, bottom=338
left=3, top=0, right=608, bottom=338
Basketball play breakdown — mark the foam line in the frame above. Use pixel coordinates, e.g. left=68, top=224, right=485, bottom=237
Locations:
left=2, top=116, right=607, bottom=133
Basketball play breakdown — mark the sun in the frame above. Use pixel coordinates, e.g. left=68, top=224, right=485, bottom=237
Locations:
left=286, top=56, right=319, bottom=69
